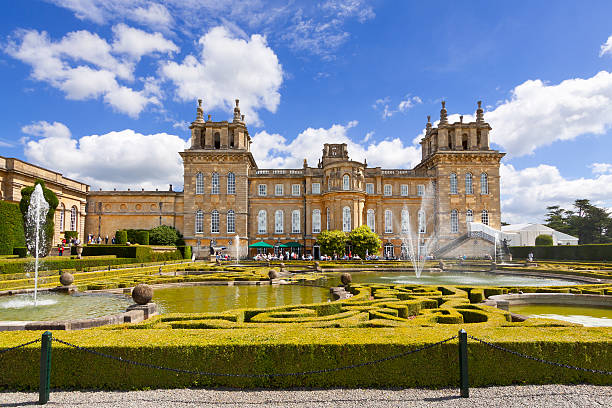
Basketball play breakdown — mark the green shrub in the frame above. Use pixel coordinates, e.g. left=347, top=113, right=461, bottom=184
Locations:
left=177, top=246, right=192, bottom=259
left=135, top=231, right=149, bottom=245
left=64, top=231, right=78, bottom=241
left=535, top=234, right=553, bottom=246
left=12, top=247, right=27, bottom=258
left=115, top=230, right=128, bottom=245
left=149, top=225, right=179, bottom=246
left=0, top=201, right=26, bottom=255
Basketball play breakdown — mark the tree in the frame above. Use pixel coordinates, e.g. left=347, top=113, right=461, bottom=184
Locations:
left=19, top=179, right=58, bottom=256
left=348, top=225, right=381, bottom=259
left=316, top=230, right=347, bottom=257
left=534, top=234, right=553, bottom=246
left=544, top=200, right=611, bottom=244
left=149, top=225, right=180, bottom=246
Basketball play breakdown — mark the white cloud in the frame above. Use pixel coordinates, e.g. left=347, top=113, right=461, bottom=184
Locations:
left=398, top=96, right=422, bottom=111
left=112, top=23, right=178, bottom=60
left=590, top=162, right=612, bottom=174
left=251, top=122, right=421, bottom=169
left=500, top=163, right=612, bottom=224
left=600, top=34, right=612, bottom=57
left=131, top=3, right=173, bottom=27
left=362, top=131, right=374, bottom=143
left=22, top=121, right=71, bottom=139
left=22, top=121, right=188, bottom=190
left=373, top=95, right=421, bottom=119
left=160, top=26, right=283, bottom=125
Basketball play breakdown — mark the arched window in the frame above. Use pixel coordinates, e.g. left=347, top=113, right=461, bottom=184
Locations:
left=211, top=172, right=219, bottom=194
left=70, top=206, right=77, bottom=231
left=214, top=132, right=220, bottom=149
left=195, top=172, right=204, bottom=194
left=367, top=209, right=375, bottom=232
left=312, top=209, right=321, bottom=233
left=418, top=209, right=426, bottom=233
left=401, top=209, right=409, bottom=233
left=275, top=210, right=284, bottom=233
left=257, top=210, right=267, bottom=234
left=292, top=210, right=300, bottom=233
left=466, top=209, right=473, bottom=223
left=450, top=173, right=458, bottom=194
left=384, top=210, right=393, bottom=233
left=465, top=173, right=473, bottom=195
left=481, top=210, right=489, bottom=226
left=227, top=210, right=235, bottom=233
left=342, top=206, right=351, bottom=232
left=59, top=203, right=65, bottom=232
left=195, top=210, right=204, bottom=233
left=481, top=173, right=489, bottom=194
left=451, top=209, right=458, bottom=233
left=211, top=210, right=219, bottom=233
left=343, top=174, right=350, bottom=190
left=227, top=172, right=235, bottom=194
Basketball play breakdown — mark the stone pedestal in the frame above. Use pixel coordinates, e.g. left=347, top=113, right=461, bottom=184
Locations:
left=51, top=285, right=77, bottom=294
left=126, top=302, right=158, bottom=320
left=76, top=245, right=83, bottom=259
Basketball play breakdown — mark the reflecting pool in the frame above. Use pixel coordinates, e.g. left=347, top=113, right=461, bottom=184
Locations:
left=510, top=304, right=612, bottom=327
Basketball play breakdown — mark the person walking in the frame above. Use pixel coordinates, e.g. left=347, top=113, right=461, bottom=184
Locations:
left=105, top=235, right=109, bottom=244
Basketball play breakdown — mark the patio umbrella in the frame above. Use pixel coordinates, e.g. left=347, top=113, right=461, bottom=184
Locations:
left=248, top=241, right=274, bottom=248
left=283, top=242, right=303, bottom=248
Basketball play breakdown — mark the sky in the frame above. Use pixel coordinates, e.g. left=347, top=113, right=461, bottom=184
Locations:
left=1, top=0, right=612, bottom=224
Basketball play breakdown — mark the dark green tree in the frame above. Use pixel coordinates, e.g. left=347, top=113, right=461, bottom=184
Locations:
left=545, top=200, right=611, bottom=244
left=316, top=230, right=347, bottom=257
left=19, top=179, right=58, bottom=256
left=348, top=225, right=381, bottom=259
left=149, top=225, right=180, bottom=246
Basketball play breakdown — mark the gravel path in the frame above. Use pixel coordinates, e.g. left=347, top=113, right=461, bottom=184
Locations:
left=1, top=385, right=611, bottom=407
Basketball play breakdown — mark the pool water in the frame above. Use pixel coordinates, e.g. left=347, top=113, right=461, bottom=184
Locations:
left=328, top=271, right=582, bottom=287
left=154, top=284, right=330, bottom=314
left=0, top=292, right=132, bottom=321
left=510, top=304, right=612, bottom=327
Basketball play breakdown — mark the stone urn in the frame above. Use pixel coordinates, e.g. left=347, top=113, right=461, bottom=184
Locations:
left=268, top=269, right=279, bottom=280
left=76, top=245, right=83, bottom=259
left=438, top=260, right=445, bottom=271
left=314, top=261, right=322, bottom=272
left=279, top=262, right=287, bottom=273
left=132, top=284, right=153, bottom=305
left=59, top=272, right=74, bottom=286
left=340, top=272, right=352, bottom=286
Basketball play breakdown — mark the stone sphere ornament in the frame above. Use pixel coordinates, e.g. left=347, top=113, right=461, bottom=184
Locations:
left=59, top=272, right=74, bottom=286
left=340, top=272, right=352, bottom=286
left=132, top=284, right=153, bottom=305
left=268, top=269, right=279, bottom=280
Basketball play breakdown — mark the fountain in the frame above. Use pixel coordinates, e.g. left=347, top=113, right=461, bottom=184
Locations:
left=234, top=234, right=241, bottom=264
left=399, top=182, right=438, bottom=278
left=25, top=184, right=49, bottom=305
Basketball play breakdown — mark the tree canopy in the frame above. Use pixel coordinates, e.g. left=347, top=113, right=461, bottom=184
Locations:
left=348, top=225, right=381, bottom=258
left=316, top=230, right=347, bottom=257
left=544, top=200, right=611, bottom=244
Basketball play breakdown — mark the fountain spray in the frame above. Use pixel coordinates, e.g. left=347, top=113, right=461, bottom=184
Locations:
left=26, top=184, right=49, bottom=305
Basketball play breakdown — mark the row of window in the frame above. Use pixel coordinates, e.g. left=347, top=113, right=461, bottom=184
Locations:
left=256, top=182, right=427, bottom=197
left=195, top=210, right=236, bottom=234
left=195, top=172, right=235, bottom=195
left=58, top=204, right=78, bottom=232
left=258, top=184, right=302, bottom=196
left=450, top=209, right=489, bottom=233
left=450, top=172, right=489, bottom=195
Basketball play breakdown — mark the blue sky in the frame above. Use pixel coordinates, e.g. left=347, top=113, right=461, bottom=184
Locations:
left=2, top=0, right=612, bottom=224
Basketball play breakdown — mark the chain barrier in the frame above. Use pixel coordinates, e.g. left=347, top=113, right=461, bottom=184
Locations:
left=468, top=335, right=612, bottom=375
left=53, top=335, right=457, bottom=378
left=0, top=338, right=41, bottom=355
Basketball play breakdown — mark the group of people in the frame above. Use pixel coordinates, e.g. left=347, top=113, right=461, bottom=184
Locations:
left=253, top=252, right=313, bottom=261
left=86, top=234, right=111, bottom=245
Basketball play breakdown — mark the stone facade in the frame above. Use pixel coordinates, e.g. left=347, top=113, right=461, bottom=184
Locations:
left=0, top=156, right=89, bottom=245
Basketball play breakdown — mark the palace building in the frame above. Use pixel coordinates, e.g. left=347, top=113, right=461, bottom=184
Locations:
left=2, top=98, right=505, bottom=259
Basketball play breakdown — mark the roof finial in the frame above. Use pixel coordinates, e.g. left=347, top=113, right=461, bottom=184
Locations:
left=233, top=98, right=241, bottom=122
left=460, top=115, right=463, bottom=123
left=476, top=100, right=484, bottom=123
left=196, top=98, right=204, bottom=122
left=426, top=115, right=432, bottom=133
left=440, top=101, right=448, bottom=125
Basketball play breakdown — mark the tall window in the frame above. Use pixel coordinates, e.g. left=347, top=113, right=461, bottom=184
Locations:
left=211, top=210, right=219, bottom=233
left=384, top=210, right=393, bottom=233
left=418, top=210, right=426, bottom=233
left=481, top=173, right=489, bottom=194
left=195, top=210, right=204, bottom=233
left=211, top=172, right=219, bottom=194
left=257, top=210, right=267, bottom=234
left=417, top=184, right=424, bottom=197
left=343, top=174, right=350, bottom=190
left=367, top=209, right=375, bottom=232
left=275, top=184, right=283, bottom=196
left=59, top=203, right=65, bottom=232
left=70, top=206, right=77, bottom=231
left=312, top=183, right=320, bottom=194
left=366, top=183, right=374, bottom=194
left=401, top=184, right=408, bottom=196
left=195, top=172, right=204, bottom=194
left=384, top=184, right=392, bottom=196
left=275, top=210, right=284, bottom=233
left=401, top=209, right=409, bottom=233
left=384, top=243, right=394, bottom=258
left=481, top=210, right=489, bottom=225
left=258, top=184, right=267, bottom=196
left=466, top=209, right=473, bottom=223
left=450, top=173, right=458, bottom=194
left=342, top=206, right=351, bottom=232
left=227, top=172, right=235, bottom=194
left=451, top=209, right=458, bottom=233
left=227, top=210, right=235, bottom=233
left=326, top=208, right=330, bottom=230
left=465, top=173, right=473, bottom=195
left=292, top=184, right=300, bottom=196
left=312, top=209, right=321, bottom=233
left=292, top=210, right=300, bottom=233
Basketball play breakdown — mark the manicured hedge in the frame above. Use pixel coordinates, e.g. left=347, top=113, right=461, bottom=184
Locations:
left=510, top=244, right=612, bottom=261
left=0, top=201, right=26, bottom=255
left=0, top=327, right=609, bottom=389
left=135, top=231, right=149, bottom=245
left=12, top=247, right=27, bottom=258
left=0, top=257, right=138, bottom=274
left=115, top=230, right=127, bottom=245
left=177, top=245, right=192, bottom=259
